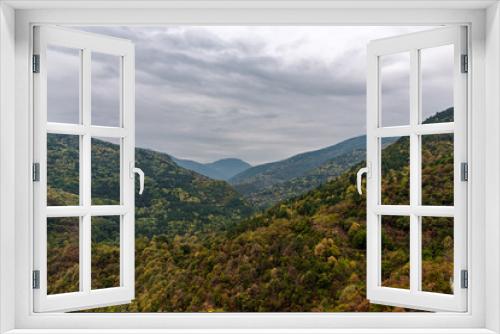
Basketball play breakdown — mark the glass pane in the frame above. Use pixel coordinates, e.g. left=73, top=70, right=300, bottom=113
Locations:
left=91, top=52, right=121, bottom=127
left=47, top=217, right=80, bottom=294
left=381, top=215, right=410, bottom=289
left=422, top=134, right=454, bottom=206
left=381, top=136, right=410, bottom=205
left=91, top=216, right=121, bottom=289
left=91, top=137, right=121, bottom=205
left=421, top=45, right=454, bottom=123
left=47, top=133, right=80, bottom=206
left=422, top=217, right=454, bottom=294
left=380, top=52, right=410, bottom=127
left=47, top=45, right=81, bottom=124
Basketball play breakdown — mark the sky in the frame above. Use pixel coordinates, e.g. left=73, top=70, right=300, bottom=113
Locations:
left=48, top=26, right=453, bottom=165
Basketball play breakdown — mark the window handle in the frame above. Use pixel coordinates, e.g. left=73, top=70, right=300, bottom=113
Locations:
left=130, top=163, right=145, bottom=195
left=356, top=167, right=368, bottom=195
left=134, top=168, right=145, bottom=195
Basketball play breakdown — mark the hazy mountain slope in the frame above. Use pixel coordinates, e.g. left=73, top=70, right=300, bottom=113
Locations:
left=238, top=147, right=366, bottom=208
left=229, top=135, right=366, bottom=188
left=230, top=136, right=392, bottom=208
left=173, top=157, right=251, bottom=181
left=229, top=107, right=454, bottom=209
left=207, top=158, right=252, bottom=179
left=171, top=158, right=221, bottom=179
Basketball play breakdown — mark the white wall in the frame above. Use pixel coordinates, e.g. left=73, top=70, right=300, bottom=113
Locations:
left=0, top=2, right=16, bottom=333
left=485, top=2, right=500, bottom=333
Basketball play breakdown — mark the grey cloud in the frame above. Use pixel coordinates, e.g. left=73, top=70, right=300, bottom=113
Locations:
left=83, top=27, right=369, bottom=164
left=67, top=26, right=451, bottom=164
left=47, top=46, right=80, bottom=124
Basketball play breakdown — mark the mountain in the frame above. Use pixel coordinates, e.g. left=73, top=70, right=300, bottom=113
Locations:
left=173, top=157, right=251, bottom=181
left=50, top=108, right=453, bottom=312
left=230, top=135, right=366, bottom=187
left=47, top=135, right=254, bottom=239
left=85, top=108, right=454, bottom=312
left=229, top=135, right=397, bottom=208
left=236, top=147, right=366, bottom=208
left=46, top=135, right=255, bottom=294
left=208, top=158, right=253, bottom=179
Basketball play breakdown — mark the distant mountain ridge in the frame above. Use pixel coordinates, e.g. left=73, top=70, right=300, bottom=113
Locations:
left=173, top=157, right=251, bottom=181
left=228, top=134, right=405, bottom=208
left=236, top=146, right=367, bottom=208
left=228, top=107, right=453, bottom=209
left=229, top=135, right=366, bottom=187
left=228, top=135, right=370, bottom=208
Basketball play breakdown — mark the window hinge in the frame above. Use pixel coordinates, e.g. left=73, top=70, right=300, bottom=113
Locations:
left=461, top=269, right=468, bottom=289
left=461, top=54, right=468, bottom=73
left=461, top=162, right=468, bottom=182
left=32, top=162, right=40, bottom=182
left=32, top=270, right=40, bottom=289
left=32, top=54, right=40, bottom=73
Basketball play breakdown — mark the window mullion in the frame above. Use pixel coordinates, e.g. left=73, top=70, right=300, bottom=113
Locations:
left=81, top=48, right=92, bottom=294
left=409, top=48, right=421, bottom=294
left=374, top=205, right=454, bottom=217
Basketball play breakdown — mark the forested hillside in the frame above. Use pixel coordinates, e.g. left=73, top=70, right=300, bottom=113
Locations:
left=134, top=147, right=253, bottom=237
left=229, top=136, right=367, bottom=208
left=46, top=135, right=255, bottom=295
left=230, top=135, right=366, bottom=187
left=235, top=147, right=366, bottom=208
left=47, top=108, right=454, bottom=312
left=47, top=135, right=254, bottom=238
left=230, top=135, right=400, bottom=209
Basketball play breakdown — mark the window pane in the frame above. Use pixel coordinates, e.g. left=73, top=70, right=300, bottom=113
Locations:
left=47, top=217, right=80, bottom=294
left=421, top=217, right=454, bottom=294
left=380, top=52, right=410, bottom=127
left=381, top=215, right=410, bottom=289
left=421, top=134, right=454, bottom=206
left=381, top=136, right=410, bottom=205
left=91, top=216, right=121, bottom=289
left=92, top=52, right=121, bottom=127
left=421, top=45, right=454, bottom=123
left=91, top=137, right=121, bottom=205
left=47, top=133, right=80, bottom=206
left=47, top=45, right=81, bottom=124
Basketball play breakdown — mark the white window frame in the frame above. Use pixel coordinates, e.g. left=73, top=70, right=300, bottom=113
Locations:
left=1, top=1, right=499, bottom=333
left=365, top=26, right=468, bottom=312
left=32, top=26, right=136, bottom=312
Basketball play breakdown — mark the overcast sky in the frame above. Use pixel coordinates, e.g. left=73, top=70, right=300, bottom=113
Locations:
left=49, top=26, right=453, bottom=165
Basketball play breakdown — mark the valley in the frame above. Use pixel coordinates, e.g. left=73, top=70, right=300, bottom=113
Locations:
left=47, top=108, right=454, bottom=312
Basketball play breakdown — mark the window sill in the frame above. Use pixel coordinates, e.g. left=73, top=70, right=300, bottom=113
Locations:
left=4, top=329, right=497, bottom=334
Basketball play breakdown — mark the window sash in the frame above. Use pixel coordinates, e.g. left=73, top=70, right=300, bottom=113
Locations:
left=366, top=26, right=468, bottom=312
left=32, top=25, right=136, bottom=313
